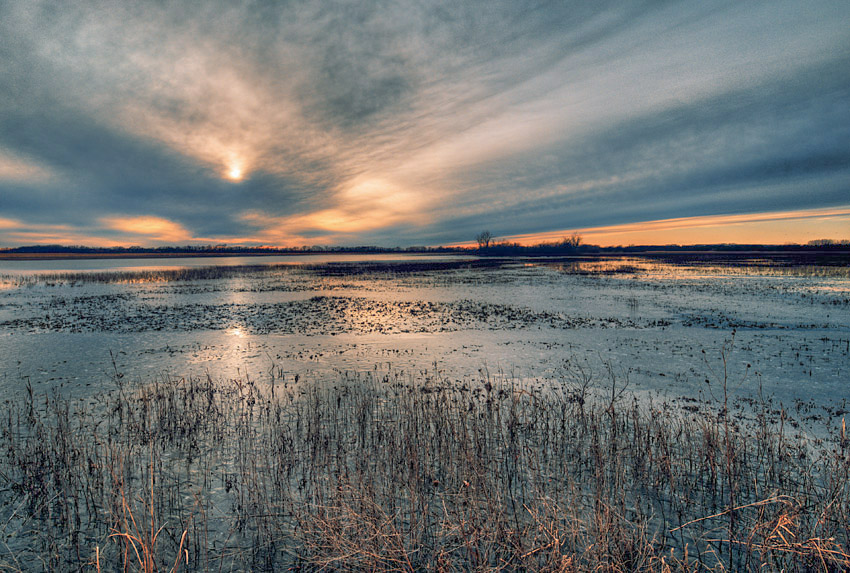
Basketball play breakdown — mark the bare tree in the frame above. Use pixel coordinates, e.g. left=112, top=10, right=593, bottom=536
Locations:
left=568, top=232, right=582, bottom=248
left=475, top=230, right=493, bottom=249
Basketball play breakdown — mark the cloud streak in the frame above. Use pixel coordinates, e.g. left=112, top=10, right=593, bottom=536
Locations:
left=1, top=0, right=848, bottom=247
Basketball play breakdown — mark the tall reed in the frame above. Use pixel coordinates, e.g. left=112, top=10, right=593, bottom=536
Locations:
left=0, top=365, right=847, bottom=571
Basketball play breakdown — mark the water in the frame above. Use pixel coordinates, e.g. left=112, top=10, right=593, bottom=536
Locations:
left=1, top=253, right=849, bottom=570
left=0, top=252, right=465, bottom=274
left=1, top=254, right=848, bottom=411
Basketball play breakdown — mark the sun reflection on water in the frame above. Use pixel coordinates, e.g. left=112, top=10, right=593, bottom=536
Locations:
left=226, top=326, right=246, bottom=338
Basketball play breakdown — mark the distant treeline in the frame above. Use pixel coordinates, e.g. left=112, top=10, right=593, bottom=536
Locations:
left=0, top=244, right=458, bottom=256
left=474, top=240, right=850, bottom=256
left=1, top=239, right=848, bottom=258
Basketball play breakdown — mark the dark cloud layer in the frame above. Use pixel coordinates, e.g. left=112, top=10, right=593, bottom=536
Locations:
left=1, top=0, right=848, bottom=246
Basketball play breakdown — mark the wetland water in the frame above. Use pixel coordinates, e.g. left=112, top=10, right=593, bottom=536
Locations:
left=1, top=252, right=849, bottom=570
left=1, top=253, right=847, bottom=412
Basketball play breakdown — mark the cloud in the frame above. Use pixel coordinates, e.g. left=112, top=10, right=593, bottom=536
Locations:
left=240, top=176, right=429, bottom=245
left=0, top=218, right=23, bottom=230
left=100, top=216, right=195, bottom=244
left=0, top=215, right=204, bottom=247
left=0, top=218, right=123, bottom=247
left=0, top=149, right=53, bottom=183
left=0, top=0, right=848, bottom=247
left=414, top=53, right=850, bottom=242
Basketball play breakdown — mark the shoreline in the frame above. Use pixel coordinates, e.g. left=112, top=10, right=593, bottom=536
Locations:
left=1, top=248, right=848, bottom=262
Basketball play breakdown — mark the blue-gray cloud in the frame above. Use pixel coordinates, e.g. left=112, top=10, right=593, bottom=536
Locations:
left=0, top=0, right=848, bottom=246
left=421, top=54, right=850, bottom=240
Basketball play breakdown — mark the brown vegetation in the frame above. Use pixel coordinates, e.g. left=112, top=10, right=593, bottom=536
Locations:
left=0, top=364, right=847, bottom=571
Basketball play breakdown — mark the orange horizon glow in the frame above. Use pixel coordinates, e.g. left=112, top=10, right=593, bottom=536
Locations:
left=1, top=206, right=848, bottom=250
left=485, top=207, right=850, bottom=248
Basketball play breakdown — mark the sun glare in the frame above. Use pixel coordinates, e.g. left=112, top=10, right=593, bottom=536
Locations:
left=227, top=165, right=243, bottom=181
left=226, top=326, right=245, bottom=337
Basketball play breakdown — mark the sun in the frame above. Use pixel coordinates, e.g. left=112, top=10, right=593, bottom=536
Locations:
left=227, top=164, right=243, bottom=181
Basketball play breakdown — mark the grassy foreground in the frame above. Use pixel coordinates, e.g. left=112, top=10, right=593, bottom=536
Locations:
left=0, top=365, right=848, bottom=571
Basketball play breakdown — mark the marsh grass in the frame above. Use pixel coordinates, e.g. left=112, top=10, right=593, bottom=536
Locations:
left=0, top=365, right=847, bottom=571
left=1, top=264, right=294, bottom=286
left=0, top=260, right=486, bottom=287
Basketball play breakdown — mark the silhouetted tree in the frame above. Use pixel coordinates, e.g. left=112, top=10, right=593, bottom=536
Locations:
left=476, top=230, right=493, bottom=249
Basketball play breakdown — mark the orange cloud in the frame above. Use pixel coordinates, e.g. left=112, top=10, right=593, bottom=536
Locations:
left=3, top=231, right=128, bottom=247
left=1, top=219, right=141, bottom=247
left=100, top=215, right=194, bottom=243
left=0, top=218, right=23, bottom=229
left=241, top=177, right=428, bottom=244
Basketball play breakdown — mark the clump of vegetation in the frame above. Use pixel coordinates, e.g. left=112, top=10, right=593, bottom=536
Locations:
left=0, top=259, right=493, bottom=286
left=0, top=364, right=847, bottom=571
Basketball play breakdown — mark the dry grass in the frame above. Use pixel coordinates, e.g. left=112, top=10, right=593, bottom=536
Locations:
left=0, top=364, right=847, bottom=571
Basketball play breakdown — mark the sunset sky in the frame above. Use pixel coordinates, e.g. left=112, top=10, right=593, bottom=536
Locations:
left=1, top=1, right=848, bottom=248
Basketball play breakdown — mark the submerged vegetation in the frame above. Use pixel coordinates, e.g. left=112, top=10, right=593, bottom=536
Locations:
left=0, top=362, right=847, bottom=571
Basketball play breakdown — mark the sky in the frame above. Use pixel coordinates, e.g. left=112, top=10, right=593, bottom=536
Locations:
left=1, top=0, right=848, bottom=248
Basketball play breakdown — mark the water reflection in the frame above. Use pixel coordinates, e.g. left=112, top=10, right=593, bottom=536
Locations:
left=226, top=326, right=246, bottom=338
left=0, top=253, right=472, bottom=276
left=543, top=257, right=850, bottom=283
left=0, top=254, right=846, bottom=409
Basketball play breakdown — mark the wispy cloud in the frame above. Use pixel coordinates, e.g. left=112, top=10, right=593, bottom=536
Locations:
left=0, top=0, right=848, bottom=247
left=0, top=218, right=24, bottom=230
